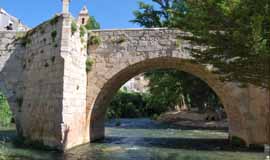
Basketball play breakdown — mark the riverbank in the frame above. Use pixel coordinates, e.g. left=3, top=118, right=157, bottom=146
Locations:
left=157, top=111, right=228, bottom=130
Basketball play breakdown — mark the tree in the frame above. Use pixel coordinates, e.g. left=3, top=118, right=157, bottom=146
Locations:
left=172, top=0, right=270, bottom=87
left=85, top=16, right=100, bottom=30
left=130, top=0, right=187, bottom=28
left=132, top=0, right=270, bottom=87
left=144, top=69, right=223, bottom=112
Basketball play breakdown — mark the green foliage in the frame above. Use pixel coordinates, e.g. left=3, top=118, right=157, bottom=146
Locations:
left=230, top=136, right=246, bottom=147
left=88, top=35, right=101, bottom=46
left=172, top=0, right=270, bottom=86
left=80, top=26, right=86, bottom=38
left=49, top=16, right=59, bottom=26
left=130, top=1, right=224, bottom=115
left=175, top=38, right=182, bottom=48
left=131, top=0, right=270, bottom=87
left=15, top=32, right=26, bottom=39
left=19, top=33, right=32, bottom=47
left=107, top=90, right=147, bottom=119
left=85, top=16, right=101, bottom=30
left=145, top=69, right=223, bottom=112
left=21, top=37, right=31, bottom=47
left=51, top=30, right=57, bottom=42
left=0, top=92, right=12, bottom=127
left=71, top=21, right=77, bottom=35
left=112, top=36, right=126, bottom=44
left=86, top=58, right=94, bottom=73
left=130, top=0, right=187, bottom=27
left=106, top=90, right=170, bottom=119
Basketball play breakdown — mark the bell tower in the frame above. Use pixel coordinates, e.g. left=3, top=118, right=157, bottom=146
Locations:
left=78, top=6, right=90, bottom=26
left=62, top=0, right=71, bottom=14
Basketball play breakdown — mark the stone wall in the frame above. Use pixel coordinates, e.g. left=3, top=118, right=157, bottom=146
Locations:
left=86, top=29, right=269, bottom=146
left=0, top=14, right=88, bottom=150
left=0, top=31, right=24, bottom=113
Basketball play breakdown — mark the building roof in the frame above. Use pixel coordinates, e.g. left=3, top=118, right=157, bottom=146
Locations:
left=0, top=8, right=29, bottom=31
left=79, top=6, right=89, bottom=15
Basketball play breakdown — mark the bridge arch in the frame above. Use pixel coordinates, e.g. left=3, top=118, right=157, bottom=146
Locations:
left=87, top=57, right=247, bottom=144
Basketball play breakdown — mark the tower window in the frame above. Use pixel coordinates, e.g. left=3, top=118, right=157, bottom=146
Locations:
left=82, top=18, right=85, bottom=25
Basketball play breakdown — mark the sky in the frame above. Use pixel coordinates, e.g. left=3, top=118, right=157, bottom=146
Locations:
left=0, top=0, right=154, bottom=29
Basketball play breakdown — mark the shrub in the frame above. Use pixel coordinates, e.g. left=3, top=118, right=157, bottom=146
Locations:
left=85, top=16, right=101, bottom=30
left=71, top=21, right=77, bottom=35
left=88, top=35, right=101, bottom=46
left=49, top=15, right=59, bottom=26
left=0, top=92, right=12, bottom=127
left=80, top=26, right=86, bottom=38
left=86, top=58, right=94, bottom=72
left=106, top=90, right=168, bottom=119
left=51, top=30, right=57, bottom=42
left=21, top=37, right=31, bottom=47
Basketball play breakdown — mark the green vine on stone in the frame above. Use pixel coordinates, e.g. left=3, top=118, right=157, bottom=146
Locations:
left=51, top=30, right=57, bottom=42
left=71, top=21, right=77, bottom=35
left=175, top=39, right=182, bottom=48
left=86, top=58, right=94, bottom=73
left=115, top=36, right=126, bottom=44
left=21, top=36, right=32, bottom=47
left=15, top=32, right=26, bottom=39
left=88, top=35, right=101, bottom=46
left=175, top=35, right=182, bottom=48
left=49, top=15, right=59, bottom=26
left=80, top=26, right=86, bottom=38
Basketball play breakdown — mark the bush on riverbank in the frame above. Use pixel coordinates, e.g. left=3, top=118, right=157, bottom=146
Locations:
left=0, top=92, right=12, bottom=127
left=107, top=90, right=146, bottom=119
left=106, top=90, right=170, bottom=119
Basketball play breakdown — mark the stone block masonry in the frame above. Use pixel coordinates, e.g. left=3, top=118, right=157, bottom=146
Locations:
left=0, top=14, right=88, bottom=150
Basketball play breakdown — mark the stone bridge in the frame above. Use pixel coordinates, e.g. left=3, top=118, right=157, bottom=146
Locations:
left=0, top=14, right=269, bottom=151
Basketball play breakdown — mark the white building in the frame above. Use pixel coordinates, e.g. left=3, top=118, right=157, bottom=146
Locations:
left=0, top=8, right=29, bottom=31
left=122, top=74, right=149, bottom=93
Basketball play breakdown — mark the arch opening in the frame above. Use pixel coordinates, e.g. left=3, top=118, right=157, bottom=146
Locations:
left=87, top=57, right=245, bottom=147
left=106, top=69, right=226, bottom=122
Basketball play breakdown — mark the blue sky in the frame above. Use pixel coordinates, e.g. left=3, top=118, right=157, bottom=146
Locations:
left=0, top=0, right=154, bottom=29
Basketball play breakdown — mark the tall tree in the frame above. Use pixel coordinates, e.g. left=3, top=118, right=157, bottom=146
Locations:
left=172, top=0, right=270, bottom=86
left=85, top=16, right=100, bottom=30
left=132, top=0, right=270, bottom=87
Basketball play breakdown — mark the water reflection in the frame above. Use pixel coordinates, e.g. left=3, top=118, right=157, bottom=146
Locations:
left=0, top=119, right=264, bottom=160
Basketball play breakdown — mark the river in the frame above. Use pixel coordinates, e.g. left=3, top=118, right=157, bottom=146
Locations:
left=0, top=119, right=264, bottom=160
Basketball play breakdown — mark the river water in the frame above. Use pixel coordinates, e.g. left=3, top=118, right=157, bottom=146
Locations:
left=0, top=119, right=264, bottom=160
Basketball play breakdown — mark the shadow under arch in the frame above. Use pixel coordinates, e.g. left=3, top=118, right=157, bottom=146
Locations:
left=88, top=57, right=245, bottom=144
